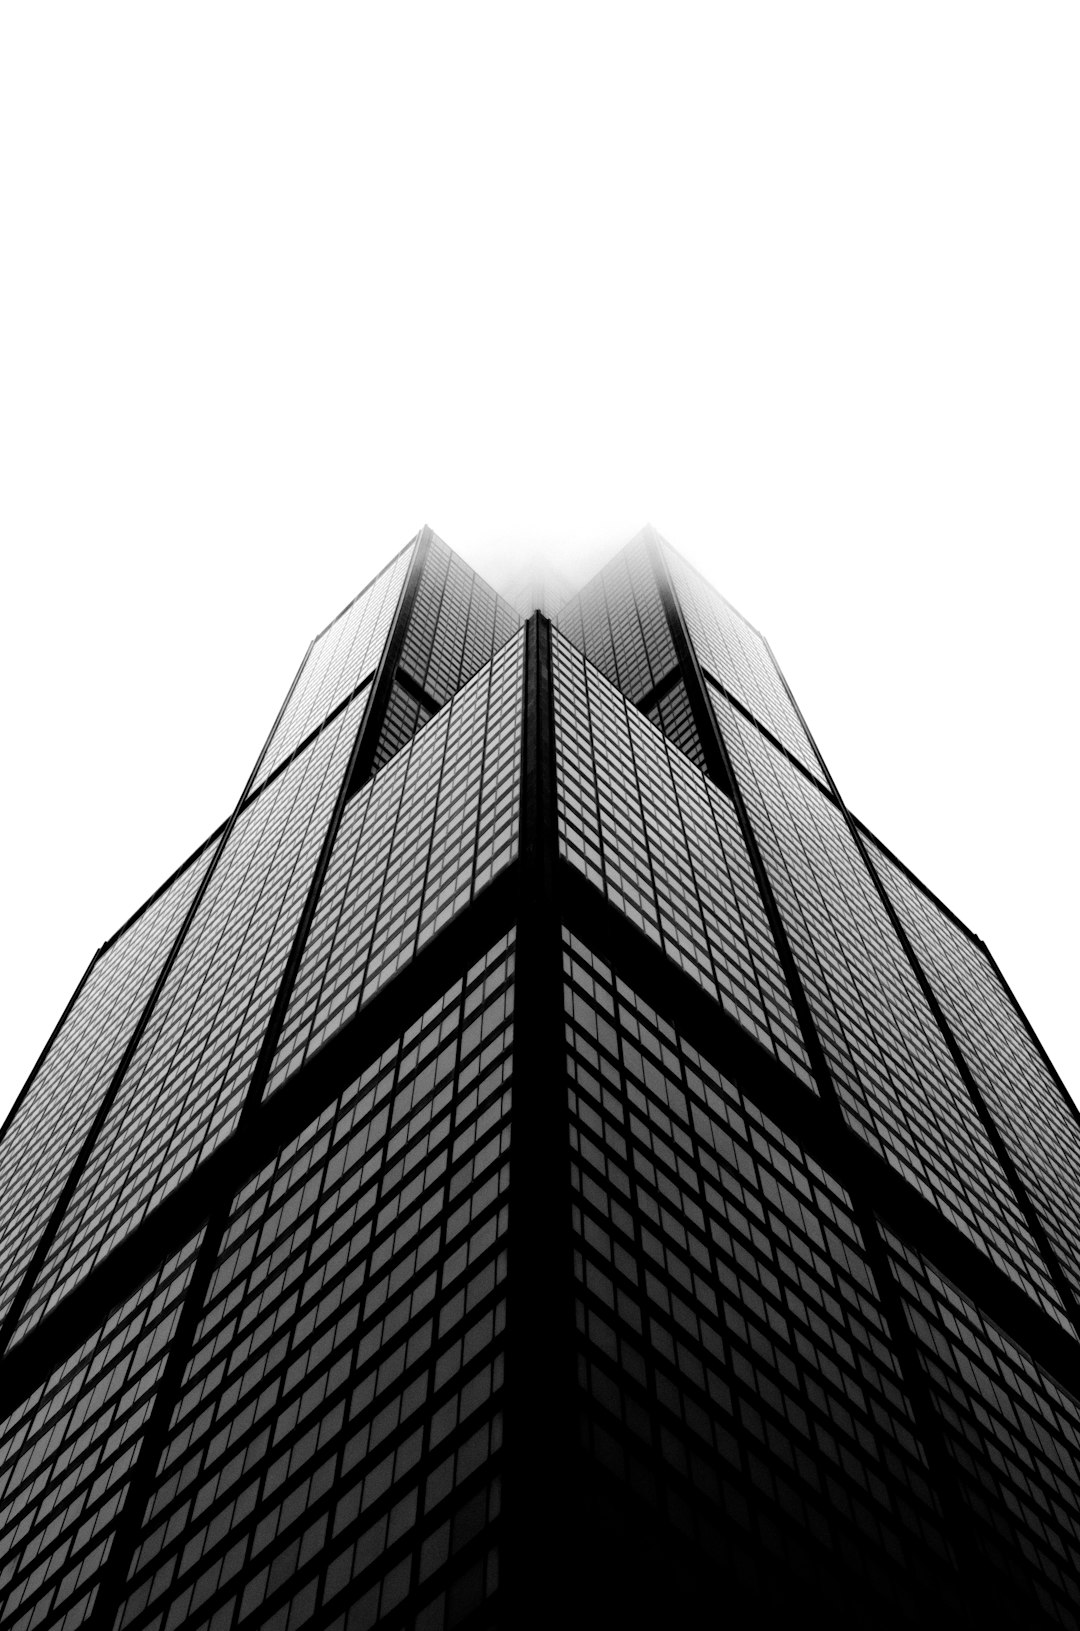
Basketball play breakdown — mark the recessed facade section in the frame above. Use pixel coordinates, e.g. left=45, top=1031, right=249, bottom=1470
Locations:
left=2, top=524, right=1078, bottom=1630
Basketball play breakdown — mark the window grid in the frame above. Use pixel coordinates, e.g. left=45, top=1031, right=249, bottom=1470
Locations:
left=553, top=633, right=812, bottom=1087
left=664, top=543, right=822, bottom=776
left=712, top=688, right=1065, bottom=1323
left=271, top=632, right=524, bottom=1093
left=563, top=930, right=955, bottom=1619
left=887, top=1229, right=1080, bottom=1626
left=872, top=840, right=1080, bottom=1314
left=371, top=681, right=436, bottom=776
left=556, top=531, right=677, bottom=708
left=0, top=844, right=212, bottom=1332
left=369, top=537, right=520, bottom=779
left=0, top=1234, right=202, bottom=1631
left=113, top=935, right=514, bottom=1631
left=18, top=694, right=367, bottom=1340
left=397, top=535, right=521, bottom=712
left=646, top=678, right=706, bottom=771
left=7, top=535, right=1077, bottom=1630
left=256, top=545, right=413, bottom=783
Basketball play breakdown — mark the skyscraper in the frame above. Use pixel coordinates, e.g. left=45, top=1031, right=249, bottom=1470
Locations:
left=2, top=525, right=1078, bottom=1631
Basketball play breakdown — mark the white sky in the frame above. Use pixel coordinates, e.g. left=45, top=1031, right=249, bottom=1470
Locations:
left=1, top=5, right=1077, bottom=1130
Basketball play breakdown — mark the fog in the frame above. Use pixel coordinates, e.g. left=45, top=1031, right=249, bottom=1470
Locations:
left=2, top=6, right=1077, bottom=1122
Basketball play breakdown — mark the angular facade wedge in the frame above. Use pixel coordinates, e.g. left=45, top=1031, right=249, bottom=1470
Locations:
left=2, top=524, right=1079, bottom=1631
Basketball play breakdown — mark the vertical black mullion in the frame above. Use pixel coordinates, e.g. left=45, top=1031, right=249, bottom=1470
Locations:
left=503, top=611, right=575, bottom=1628
left=458, top=561, right=482, bottom=699
left=620, top=688, right=673, bottom=952
left=89, top=538, right=434, bottom=1628
left=644, top=533, right=991, bottom=1618
left=629, top=684, right=748, bottom=1022
left=848, top=1200, right=987, bottom=1626
left=239, top=528, right=432, bottom=1126
left=348, top=530, right=431, bottom=798
left=640, top=534, right=733, bottom=796
left=382, top=673, right=455, bottom=978
left=644, top=532, right=826, bottom=1109
left=74, top=632, right=334, bottom=1626
left=408, top=532, right=449, bottom=704
left=764, top=633, right=1080, bottom=1337
left=600, top=564, right=624, bottom=699
left=465, top=646, right=498, bottom=900
left=86, top=1206, right=231, bottom=1631
left=0, top=625, right=316, bottom=1359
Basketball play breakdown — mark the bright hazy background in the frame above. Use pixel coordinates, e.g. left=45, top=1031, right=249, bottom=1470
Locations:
left=2, top=5, right=1077, bottom=1128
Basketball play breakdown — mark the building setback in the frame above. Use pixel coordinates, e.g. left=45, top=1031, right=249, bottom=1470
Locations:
left=2, top=525, right=1079, bottom=1631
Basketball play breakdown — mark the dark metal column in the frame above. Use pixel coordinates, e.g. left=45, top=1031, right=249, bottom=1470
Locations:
left=240, top=527, right=432, bottom=1123
left=503, top=610, right=577, bottom=1627
left=644, top=532, right=989, bottom=1624
left=765, top=631, right=1080, bottom=1338
left=0, top=611, right=316, bottom=1359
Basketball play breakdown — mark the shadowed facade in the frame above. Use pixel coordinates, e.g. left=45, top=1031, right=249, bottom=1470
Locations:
left=2, top=525, right=1079, bottom=1631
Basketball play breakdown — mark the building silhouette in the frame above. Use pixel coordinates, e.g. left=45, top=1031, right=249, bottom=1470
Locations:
left=2, top=525, right=1080, bottom=1631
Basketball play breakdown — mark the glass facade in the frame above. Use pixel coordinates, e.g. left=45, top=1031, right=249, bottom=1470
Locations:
left=255, top=545, right=415, bottom=785
left=16, top=693, right=370, bottom=1342
left=114, top=934, right=513, bottom=1631
left=3, top=528, right=1078, bottom=1628
left=0, top=839, right=214, bottom=1333
left=564, top=930, right=957, bottom=1625
left=0, top=1235, right=204, bottom=1631
left=661, top=538, right=823, bottom=777
left=710, top=685, right=1064, bottom=1323
left=869, top=837, right=1080, bottom=1313
left=885, top=1228, right=1080, bottom=1625
left=552, top=633, right=811, bottom=1087
left=556, top=530, right=677, bottom=709
left=272, top=634, right=523, bottom=1094
left=370, top=535, right=520, bottom=778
